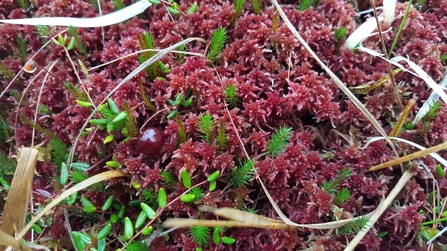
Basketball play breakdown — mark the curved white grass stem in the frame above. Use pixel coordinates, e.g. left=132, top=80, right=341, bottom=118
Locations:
left=414, top=73, right=447, bottom=123
left=344, top=16, right=384, bottom=49
left=0, top=0, right=151, bottom=27
left=345, top=170, right=415, bottom=251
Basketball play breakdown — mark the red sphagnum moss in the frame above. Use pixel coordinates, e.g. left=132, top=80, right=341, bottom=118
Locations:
left=1, top=0, right=447, bottom=250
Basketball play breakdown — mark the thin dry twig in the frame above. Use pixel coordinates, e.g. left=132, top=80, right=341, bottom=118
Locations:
left=369, top=142, right=447, bottom=171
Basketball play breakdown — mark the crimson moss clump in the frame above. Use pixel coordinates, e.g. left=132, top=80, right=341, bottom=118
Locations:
left=1, top=0, right=447, bottom=250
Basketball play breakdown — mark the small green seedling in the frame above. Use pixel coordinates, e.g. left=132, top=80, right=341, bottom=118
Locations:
left=124, top=217, right=134, bottom=240
left=141, top=203, right=156, bottom=219
left=181, top=194, right=196, bottom=203
left=101, top=195, right=114, bottom=211
left=158, top=188, right=167, bottom=208
left=81, top=196, right=96, bottom=213
left=180, top=168, right=192, bottom=188
left=97, top=223, right=112, bottom=240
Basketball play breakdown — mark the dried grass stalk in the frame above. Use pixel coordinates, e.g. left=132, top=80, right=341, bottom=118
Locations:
left=0, top=148, right=37, bottom=251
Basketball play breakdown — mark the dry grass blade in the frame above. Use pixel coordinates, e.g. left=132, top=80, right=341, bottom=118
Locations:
left=369, top=142, right=447, bottom=171
left=345, top=170, right=415, bottom=251
left=163, top=206, right=375, bottom=231
left=0, top=147, right=37, bottom=251
left=163, top=218, right=295, bottom=230
left=16, top=170, right=125, bottom=239
left=389, top=99, right=415, bottom=138
left=0, top=229, right=29, bottom=251
left=200, top=206, right=284, bottom=224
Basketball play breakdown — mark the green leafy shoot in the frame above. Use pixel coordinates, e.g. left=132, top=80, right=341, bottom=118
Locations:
left=267, top=126, right=292, bottom=158
left=217, top=121, right=228, bottom=151
left=138, top=79, right=156, bottom=112
left=36, top=25, right=51, bottom=40
left=334, top=27, right=347, bottom=42
left=90, top=0, right=99, bottom=10
left=113, top=0, right=124, bottom=10
left=126, top=240, right=149, bottom=251
left=122, top=102, right=138, bottom=139
left=138, top=32, right=159, bottom=80
left=187, top=2, right=198, bottom=15
left=224, top=84, right=239, bottom=106
left=64, top=82, right=88, bottom=102
left=39, top=104, right=52, bottom=115
left=0, top=61, right=15, bottom=79
left=298, top=0, right=316, bottom=11
left=227, top=159, right=255, bottom=188
left=49, top=138, right=69, bottom=169
left=198, top=113, right=215, bottom=143
left=246, top=206, right=259, bottom=214
left=141, top=189, right=157, bottom=206
left=441, top=54, right=447, bottom=62
left=71, top=169, right=89, bottom=183
left=18, top=0, right=30, bottom=10
left=161, top=170, right=176, bottom=187
left=231, top=0, right=245, bottom=27
left=417, top=0, right=425, bottom=5
left=252, top=0, right=262, bottom=14
left=73, top=231, right=91, bottom=251
left=388, top=0, right=412, bottom=57
left=337, top=216, right=368, bottom=235
left=67, top=26, right=87, bottom=55
left=207, top=27, right=228, bottom=64
left=21, top=115, right=56, bottom=139
left=16, top=35, right=28, bottom=64
left=0, top=119, right=12, bottom=146
left=422, top=100, right=441, bottom=122
left=91, top=99, right=136, bottom=140
left=190, top=226, right=210, bottom=246
left=320, top=167, right=351, bottom=194
left=0, top=151, right=16, bottom=178
left=175, top=114, right=187, bottom=144
left=333, top=187, right=351, bottom=205
left=190, top=187, right=204, bottom=202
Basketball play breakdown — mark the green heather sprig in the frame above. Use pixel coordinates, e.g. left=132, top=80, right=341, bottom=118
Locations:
left=217, top=121, right=228, bottom=150
left=320, top=167, right=351, bottom=194
left=207, top=27, right=228, bottom=64
left=190, top=226, right=210, bottom=246
left=267, top=126, right=292, bottom=157
left=18, top=0, right=30, bottom=10
left=197, top=113, right=215, bottom=143
left=68, top=26, right=87, bottom=55
left=252, top=0, right=262, bottom=14
left=334, top=27, right=347, bottom=42
left=113, top=0, right=124, bottom=10
left=230, top=0, right=245, bottom=27
left=224, top=84, right=239, bottom=106
left=138, top=32, right=162, bottom=80
left=320, top=167, right=352, bottom=205
left=298, top=0, right=315, bottom=11
left=337, top=216, right=368, bottom=235
left=16, top=35, right=28, bottom=64
left=227, top=159, right=255, bottom=188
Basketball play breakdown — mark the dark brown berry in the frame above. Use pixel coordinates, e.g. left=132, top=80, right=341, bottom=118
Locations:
left=136, top=127, right=165, bottom=156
